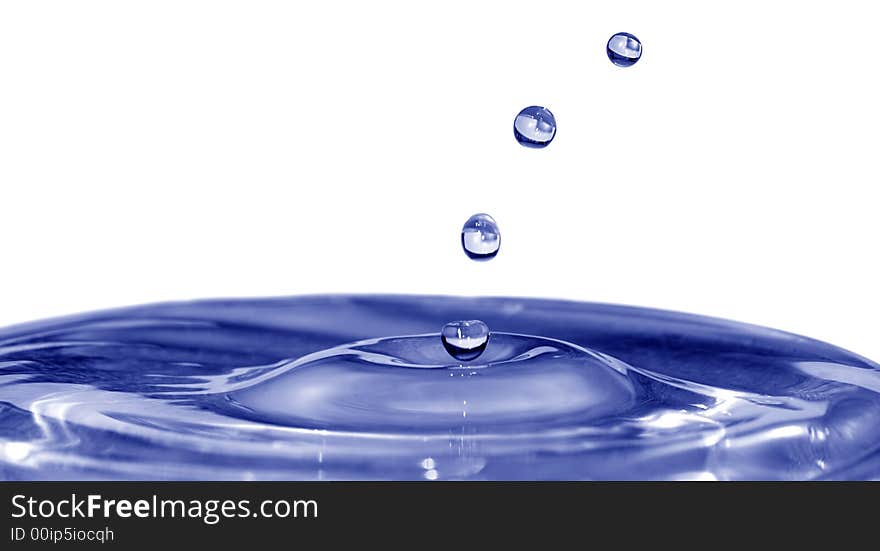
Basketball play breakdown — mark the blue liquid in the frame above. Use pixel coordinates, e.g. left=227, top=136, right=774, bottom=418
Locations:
left=607, top=32, right=642, bottom=67
left=1, top=295, right=878, bottom=480
left=441, top=320, right=490, bottom=361
left=513, top=106, right=556, bottom=148
left=461, top=214, right=500, bottom=260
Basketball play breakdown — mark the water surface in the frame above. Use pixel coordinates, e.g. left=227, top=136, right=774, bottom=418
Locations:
left=1, top=295, right=878, bottom=480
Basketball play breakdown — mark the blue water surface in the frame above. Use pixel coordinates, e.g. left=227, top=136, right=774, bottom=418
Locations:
left=1, top=295, right=878, bottom=480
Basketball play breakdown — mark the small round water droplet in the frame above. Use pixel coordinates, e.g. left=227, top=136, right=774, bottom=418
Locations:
left=606, top=32, right=642, bottom=67
left=461, top=213, right=500, bottom=261
left=513, top=106, right=556, bottom=148
left=441, top=320, right=490, bottom=361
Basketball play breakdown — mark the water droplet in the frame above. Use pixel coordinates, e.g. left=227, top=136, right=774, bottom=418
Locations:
left=606, top=32, right=642, bottom=67
left=461, top=213, right=500, bottom=261
left=441, top=320, right=490, bottom=361
left=513, top=106, right=556, bottom=148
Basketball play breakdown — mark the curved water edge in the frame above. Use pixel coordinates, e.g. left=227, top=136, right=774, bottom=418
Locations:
left=0, top=295, right=878, bottom=480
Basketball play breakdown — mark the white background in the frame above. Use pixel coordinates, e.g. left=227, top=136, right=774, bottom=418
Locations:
left=1, top=2, right=878, bottom=359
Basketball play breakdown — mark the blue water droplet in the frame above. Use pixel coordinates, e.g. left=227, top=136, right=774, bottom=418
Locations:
left=461, top=213, right=500, bottom=261
left=441, top=320, right=490, bottom=361
left=513, top=106, right=556, bottom=148
left=607, top=32, right=642, bottom=67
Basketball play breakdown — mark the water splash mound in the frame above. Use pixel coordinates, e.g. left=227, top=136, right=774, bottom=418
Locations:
left=1, top=295, right=878, bottom=480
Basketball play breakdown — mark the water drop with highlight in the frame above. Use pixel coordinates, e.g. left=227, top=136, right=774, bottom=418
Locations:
left=606, top=32, right=642, bottom=67
left=513, top=106, right=556, bottom=148
left=441, top=320, right=490, bottom=361
left=461, top=213, right=500, bottom=261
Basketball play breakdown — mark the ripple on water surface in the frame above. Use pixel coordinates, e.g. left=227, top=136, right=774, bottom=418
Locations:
left=0, top=295, right=879, bottom=480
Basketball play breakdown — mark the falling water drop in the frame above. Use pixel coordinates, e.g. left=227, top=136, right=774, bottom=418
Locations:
left=441, top=320, right=490, bottom=361
left=461, top=213, right=500, bottom=261
left=606, top=32, right=642, bottom=67
left=513, top=106, right=556, bottom=148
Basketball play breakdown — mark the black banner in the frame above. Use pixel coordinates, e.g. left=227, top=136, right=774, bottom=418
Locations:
left=0, top=482, right=874, bottom=547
